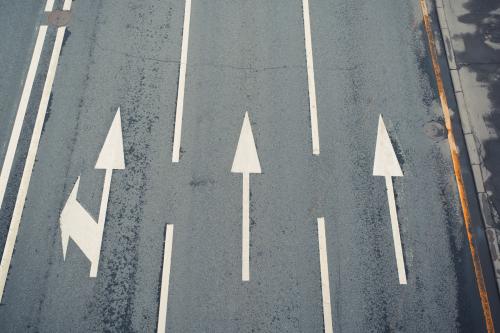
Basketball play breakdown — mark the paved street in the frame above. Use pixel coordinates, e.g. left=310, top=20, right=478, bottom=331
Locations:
left=0, top=0, right=499, bottom=332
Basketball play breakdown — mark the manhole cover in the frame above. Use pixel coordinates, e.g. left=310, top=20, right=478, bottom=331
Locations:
left=424, top=121, right=446, bottom=141
left=48, top=10, right=71, bottom=27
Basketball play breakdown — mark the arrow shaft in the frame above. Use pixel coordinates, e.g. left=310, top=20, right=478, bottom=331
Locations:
left=89, top=168, right=113, bottom=277
left=385, top=176, right=407, bottom=285
left=242, top=172, right=250, bottom=281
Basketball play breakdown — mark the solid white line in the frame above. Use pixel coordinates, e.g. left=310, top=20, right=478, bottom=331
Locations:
left=385, top=177, right=407, bottom=285
left=317, top=217, right=333, bottom=333
left=45, top=0, right=55, bottom=12
left=63, top=0, right=73, bottom=11
left=157, top=224, right=174, bottom=333
left=302, top=0, right=320, bottom=156
left=242, top=173, right=250, bottom=281
left=0, top=26, right=47, bottom=210
left=171, top=0, right=192, bottom=163
left=89, top=169, right=113, bottom=277
left=0, top=27, right=66, bottom=302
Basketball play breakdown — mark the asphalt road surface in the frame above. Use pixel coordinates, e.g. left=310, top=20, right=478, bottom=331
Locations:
left=0, top=0, right=499, bottom=332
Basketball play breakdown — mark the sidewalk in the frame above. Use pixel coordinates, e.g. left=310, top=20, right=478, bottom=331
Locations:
left=436, top=0, right=500, bottom=292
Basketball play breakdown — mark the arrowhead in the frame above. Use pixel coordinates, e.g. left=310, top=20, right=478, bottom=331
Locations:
left=231, top=112, right=261, bottom=174
left=95, top=108, right=125, bottom=170
left=60, top=177, right=80, bottom=260
left=373, top=115, right=403, bottom=177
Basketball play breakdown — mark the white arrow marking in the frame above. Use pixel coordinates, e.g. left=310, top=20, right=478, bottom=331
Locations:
left=60, top=108, right=124, bottom=277
left=171, top=0, right=192, bottom=163
left=157, top=224, right=174, bottom=333
left=373, top=115, right=406, bottom=285
left=232, top=112, right=261, bottom=281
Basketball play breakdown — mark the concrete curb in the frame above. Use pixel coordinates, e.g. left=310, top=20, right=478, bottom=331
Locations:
left=434, top=0, right=500, bottom=293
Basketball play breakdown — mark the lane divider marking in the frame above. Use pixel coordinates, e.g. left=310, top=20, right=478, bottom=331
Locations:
left=0, top=26, right=67, bottom=302
left=45, top=0, right=55, bottom=12
left=419, top=0, right=494, bottom=331
left=318, top=217, right=333, bottom=333
left=157, top=224, right=174, bottom=333
left=0, top=26, right=48, bottom=209
left=302, top=0, right=320, bottom=155
left=171, top=0, right=192, bottom=163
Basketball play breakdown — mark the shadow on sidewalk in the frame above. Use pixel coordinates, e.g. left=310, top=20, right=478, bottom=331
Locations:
left=456, top=0, right=500, bottom=221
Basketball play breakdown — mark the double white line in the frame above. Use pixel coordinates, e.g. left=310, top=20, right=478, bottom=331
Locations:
left=0, top=0, right=73, bottom=302
left=171, top=0, right=192, bottom=163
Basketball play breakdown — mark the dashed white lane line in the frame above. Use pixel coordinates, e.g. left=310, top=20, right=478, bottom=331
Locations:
left=302, top=0, right=320, bottom=156
left=0, top=26, right=66, bottom=302
left=0, top=26, right=47, bottom=209
left=62, top=0, right=73, bottom=11
left=171, top=0, right=192, bottom=163
left=157, top=224, right=174, bottom=333
left=44, top=0, right=55, bottom=12
left=317, top=217, right=333, bottom=333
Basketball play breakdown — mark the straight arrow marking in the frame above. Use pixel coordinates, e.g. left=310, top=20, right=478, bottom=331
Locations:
left=373, top=115, right=407, bottom=285
left=232, top=112, right=261, bottom=281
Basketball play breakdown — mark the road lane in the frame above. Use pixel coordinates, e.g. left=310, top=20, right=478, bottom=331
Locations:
left=310, top=0, right=488, bottom=330
left=0, top=0, right=496, bottom=332
left=0, top=0, right=185, bottom=331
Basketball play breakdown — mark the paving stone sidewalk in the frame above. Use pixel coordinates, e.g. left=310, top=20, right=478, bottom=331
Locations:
left=436, top=0, right=500, bottom=292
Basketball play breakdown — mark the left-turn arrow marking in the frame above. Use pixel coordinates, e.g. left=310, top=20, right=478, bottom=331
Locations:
left=60, top=108, right=125, bottom=277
